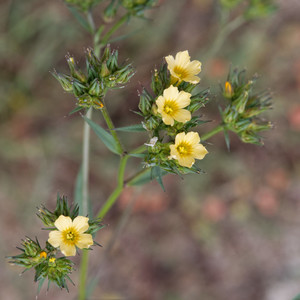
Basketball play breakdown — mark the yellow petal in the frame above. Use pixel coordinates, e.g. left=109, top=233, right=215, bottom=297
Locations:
left=173, top=109, right=191, bottom=123
left=163, top=85, right=178, bottom=100
left=60, top=243, right=77, bottom=257
left=48, top=231, right=63, bottom=248
left=175, top=50, right=190, bottom=67
left=186, top=132, right=200, bottom=144
left=178, top=156, right=195, bottom=168
left=187, top=60, right=202, bottom=74
left=193, top=144, right=208, bottom=159
left=54, top=215, right=72, bottom=231
left=176, top=91, right=191, bottom=108
left=184, top=75, right=200, bottom=84
left=76, top=233, right=93, bottom=249
left=169, top=144, right=179, bottom=159
left=156, top=95, right=165, bottom=112
left=165, top=55, right=175, bottom=69
left=175, top=132, right=186, bottom=144
left=73, top=216, right=89, bottom=234
left=162, top=113, right=175, bottom=126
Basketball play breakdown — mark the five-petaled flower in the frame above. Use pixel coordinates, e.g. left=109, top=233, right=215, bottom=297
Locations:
left=48, top=215, right=93, bottom=257
left=165, top=50, right=202, bottom=84
left=156, top=85, right=191, bottom=126
left=169, top=132, right=208, bottom=168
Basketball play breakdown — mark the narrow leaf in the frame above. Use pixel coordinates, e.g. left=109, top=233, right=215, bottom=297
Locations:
left=67, top=6, right=91, bottom=33
left=128, top=153, right=146, bottom=158
left=69, top=106, right=84, bottom=115
left=114, top=124, right=146, bottom=132
left=37, top=277, right=46, bottom=294
left=223, top=128, right=231, bottom=151
left=152, top=166, right=165, bottom=191
left=83, top=116, right=121, bottom=155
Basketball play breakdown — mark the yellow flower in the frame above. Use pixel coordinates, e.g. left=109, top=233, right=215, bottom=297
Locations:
left=39, top=251, right=47, bottom=259
left=169, top=132, right=208, bottom=168
left=156, top=85, right=191, bottom=126
left=165, top=50, right=202, bottom=84
left=49, top=257, right=56, bottom=263
left=48, top=215, right=93, bottom=257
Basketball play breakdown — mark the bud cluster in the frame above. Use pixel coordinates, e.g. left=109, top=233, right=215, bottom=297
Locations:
left=8, top=195, right=104, bottom=291
left=221, top=68, right=272, bottom=145
left=220, top=0, right=277, bottom=19
left=138, top=51, right=210, bottom=174
left=53, top=46, right=134, bottom=111
left=8, top=238, right=74, bottom=291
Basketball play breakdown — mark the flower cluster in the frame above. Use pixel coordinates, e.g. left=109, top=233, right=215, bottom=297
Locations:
left=120, top=0, right=158, bottom=17
left=64, top=0, right=99, bottom=12
left=138, top=50, right=210, bottom=174
left=53, top=46, right=134, bottom=111
left=8, top=195, right=104, bottom=291
left=221, top=68, right=273, bottom=145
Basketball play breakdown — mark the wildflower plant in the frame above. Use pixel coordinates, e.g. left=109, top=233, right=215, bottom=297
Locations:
left=8, top=0, right=277, bottom=298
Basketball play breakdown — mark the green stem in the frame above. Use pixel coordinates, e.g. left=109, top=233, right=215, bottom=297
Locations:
left=100, top=103, right=124, bottom=154
left=201, top=125, right=224, bottom=141
left=202, top=15, right=245, bottom=63
left=97, top=155, right=128, bottom=219
left=101, top=14, right=129, bottom=46
left=78, top=107, right=92, bottom=300
left=78, top=249, right=89, bottom=300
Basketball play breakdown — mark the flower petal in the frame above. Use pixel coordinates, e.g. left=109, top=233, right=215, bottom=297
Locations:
left=60, top=243, right=77, bottom=257
left=76, top=233, right=93, bottom=249
left=73, top=216, right=89, bottom=234
left=48, top=231, right=63, bottom=248
left=175, top=50, right=190, bottom=68
left=169, top=144, right=179, bottom=159
left=186, top=132, right=200, bottom=144
left=193, top=144, right=208, bottom=159
left=54, top=215, right=72, bottom=231
left=156, top=96, right=165, bottom=111
left=178, top=156, right=195, bottom=168
left=176, top=91, right=191, bottom=108
left=187, top=60, right=202, bottom=75
left=175, top=132, right=186, bottom=144
left=173, top=109, right=191, bottom=123
left=162, top=113, right=175, bottom=126
left=165, top=55, right=175, bottom=69
left=184, top=75, right=200, bottom=84
left=163, top=85, right=178, bottom=100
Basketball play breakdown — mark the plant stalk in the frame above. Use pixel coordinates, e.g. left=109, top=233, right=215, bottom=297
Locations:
left=201, top=124, right=224, bottom=141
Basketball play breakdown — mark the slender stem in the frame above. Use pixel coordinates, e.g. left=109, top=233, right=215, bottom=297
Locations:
left=201, top=125, right=224, bottom=142
left=82, top=108, right=93, bottom=215
left=100, top=104, right=124, bottom=154
left=202, top=15, right=245, bottom=65
left=78, top=249, right=89, bottom=300
left=97, top=155, right=128, bottom=219
left=101, top=14, right=129, bottom=46
left=78, top=107, right=92, bottom=300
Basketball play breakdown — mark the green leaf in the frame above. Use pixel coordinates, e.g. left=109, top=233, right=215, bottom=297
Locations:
left=127, top=167, right=168, bottom=187
left=67, top=6, right=91, bottom=33
left=114, top=123, right=146, bottom=132
left=69, top=106, right=84, bottom=115
left=37, top=277, right=46, bottom=294
left=83, top=116, right=121, bottom=155
left=223, top=128, right=231, bottom=151
left=152, top=166, right=165, bottom=191
left=128, top=153, right=146, bottom=158
left=74, top=166, right=83, bottom=215
left=292, top=295, right=300, bottom=300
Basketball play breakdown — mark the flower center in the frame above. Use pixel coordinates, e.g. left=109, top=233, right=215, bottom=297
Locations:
left=173, top=65, right=189, bottom=79
left=177, top=142, right=192, bottom=156
left=163, top=100, right=178, bottom=116
left=62, top=227, right=79, bottom=245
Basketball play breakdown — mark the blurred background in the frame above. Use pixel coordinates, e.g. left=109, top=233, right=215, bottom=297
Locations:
left=1, top=0, right=300, bottom=299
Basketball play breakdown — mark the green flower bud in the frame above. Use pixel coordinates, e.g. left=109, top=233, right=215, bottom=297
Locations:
left=138, top=88, right=153, bottom=115
left=52, top=72, right=73, bottom=93
left=103, top=1, right=117, bottom=23
left=89, top=78, right=103, bottom=96
left=66, top=55, right=86, bottom=82
left=233, top=91, right=249, bottom=113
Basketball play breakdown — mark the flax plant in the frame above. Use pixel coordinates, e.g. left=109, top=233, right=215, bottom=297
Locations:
left=8, top=0, right=277, bottom=298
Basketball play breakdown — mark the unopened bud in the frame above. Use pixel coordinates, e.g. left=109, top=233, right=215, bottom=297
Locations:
left=224, top=81, right=234, bottom=98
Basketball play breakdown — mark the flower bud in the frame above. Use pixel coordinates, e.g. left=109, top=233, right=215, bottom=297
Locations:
left=138, top=88, right=153, bottom=115
left=223, top=81, right=234, bottom=99
left=233, top=91, right=249, bottom=113
left=52, top=72, right=73, bottom=93
left=66, top=55, right=86, bottom=82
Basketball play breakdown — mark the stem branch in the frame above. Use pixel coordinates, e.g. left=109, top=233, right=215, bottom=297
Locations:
left=201, top=124, right=224, bottom=141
